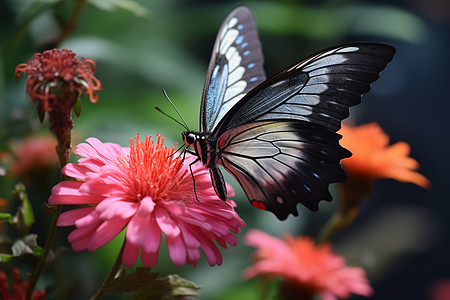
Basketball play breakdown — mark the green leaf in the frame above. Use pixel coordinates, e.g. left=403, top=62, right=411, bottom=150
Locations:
left=128, top=274, right=201, bottom=300
left=0, top=212, right=13, bottom=223
left=0, top=253, right=14, bottom=262
left=37, top=100, right=46, bottom=124
left=164, top=274, right=201, bottom=297
left=12, top=183, right=35, bottom=234
left=73, top=98, right=82, bottom=118
left=104, top=269, right=201, bottom=299
left=88, top=0, right=152, bottom=19
left=104, top=267, right=162, bottom=294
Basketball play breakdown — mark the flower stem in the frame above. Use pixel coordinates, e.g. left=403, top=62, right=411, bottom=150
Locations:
left=26, top=204, right=61, bottom=300
left=27, top=131, right=71, bottom=299
left=90, top=239, right=126, bottom=300
left=56, top=0, right=86, bottom=47
left=317, top=209, right=357, bottom=244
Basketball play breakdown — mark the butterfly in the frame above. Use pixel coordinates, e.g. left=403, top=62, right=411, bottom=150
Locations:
left=181, top=6, right=396, bottom=220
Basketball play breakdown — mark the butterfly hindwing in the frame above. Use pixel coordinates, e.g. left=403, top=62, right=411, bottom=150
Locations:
left=200, top=6, right=266, bottom=133
left=218, top=121, right=351, bottom=220
left=216, top=43, right=396, bottom=134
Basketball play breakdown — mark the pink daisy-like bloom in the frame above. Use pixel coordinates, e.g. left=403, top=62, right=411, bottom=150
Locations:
left=244, top=229, right=373, bottom=300
left=49, top=134, right=245, bottom=267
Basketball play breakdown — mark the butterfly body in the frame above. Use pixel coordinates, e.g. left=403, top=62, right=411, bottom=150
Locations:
left=182, top=6, right=396, bottom=220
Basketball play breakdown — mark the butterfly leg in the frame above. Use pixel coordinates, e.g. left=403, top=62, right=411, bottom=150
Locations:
left=188, top=157, right=201, bottom=201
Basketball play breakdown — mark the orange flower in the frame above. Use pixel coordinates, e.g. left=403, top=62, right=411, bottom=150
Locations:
left=338, top=122, right=430, bottom=188
left=244, top=229, right=373, bottom=300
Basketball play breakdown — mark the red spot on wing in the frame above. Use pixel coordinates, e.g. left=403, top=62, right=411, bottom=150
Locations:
left=218, top=137, right=226, bottom=149
left=251, top=200, right=266, bottom=211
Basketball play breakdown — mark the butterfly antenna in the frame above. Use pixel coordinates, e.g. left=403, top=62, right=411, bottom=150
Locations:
left=154, top=106, right=187, bottom=129
left=161, top=89, right=190, bottom=131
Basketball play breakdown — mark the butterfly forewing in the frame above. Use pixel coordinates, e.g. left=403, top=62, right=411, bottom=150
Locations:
left=218, top=121, right=351, bottom=220
left=187, top=6, right=396, bottom=220
left=200, top=6, right=266, bottom=132
left=215, top=43, right=396, bottom=134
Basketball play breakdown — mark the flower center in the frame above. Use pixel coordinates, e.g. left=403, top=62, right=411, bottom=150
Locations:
left=119, top=134, right=185, bottom=202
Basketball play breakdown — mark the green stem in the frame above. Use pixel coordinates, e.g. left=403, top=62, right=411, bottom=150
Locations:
left=26, top=131, right=71, bottom=299
left=56, top=0, right=86, bottom=47
left=90, top=239, right=126, bottom=300
left=26, top=204, right=61, bottom=300
left=317, top=209, right=357, bottom=244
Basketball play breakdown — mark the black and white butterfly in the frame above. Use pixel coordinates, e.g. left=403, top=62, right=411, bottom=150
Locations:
left=181, top=6, right=396, bottom=220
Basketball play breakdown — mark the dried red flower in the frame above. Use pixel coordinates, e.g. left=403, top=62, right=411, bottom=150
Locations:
left=15, top=48, right=101, bottom=111
left=0, top=269, right=46, bottom=300
left=15, top=49, right=102, bottom=166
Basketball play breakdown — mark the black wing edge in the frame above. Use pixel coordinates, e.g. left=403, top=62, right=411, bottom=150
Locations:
left=220, top=121, right=351, bottom=220
left=216, top=42, right=396, bottom=134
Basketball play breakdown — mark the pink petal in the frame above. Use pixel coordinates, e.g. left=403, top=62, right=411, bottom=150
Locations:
left=155, top=206, right=180, bottom=237
left=62, top=163, right=91, bottom=179
left=177, top=222, right=200, bottom=248
left=197, top=234, right=223, bottom=266
left=79, top=180, right=121, bottom=196
left=75, top=211, right=102, bottom=228
left=96, top=197, right=137, bottom=220
left=50, top=180, right=83, bottom=195
left=142, top=214, right=162, bottom=253
left=186, top=247, right=201, bottom=266
left=57, top=207, right=95, bottom=226
left=87, top=218, right=128, bottom=251
left=166, top=235, right=186, bottom=267
left=245, top=229, right=287, bottom=250
left=122, top=241, right=140, bottom=268
left=68, top=224, right=99, bottom=251
left=49, top=181, right=104, bottom=205
left=86, top=138, right=125, bottom=159
left=126, top=200, right=161, bottom=253
left=141, top=249, right=159, bottom=268
left=321, top=292, right=338, bottom=300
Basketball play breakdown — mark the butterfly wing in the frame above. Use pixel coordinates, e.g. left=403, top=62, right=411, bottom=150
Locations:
left=215, top=43, right=396, bottom=134
left=200, top=6, right=266, bottom=132
left=212, top=43, right=395, bottom=219
left=218, top=121, right=350, bottom=220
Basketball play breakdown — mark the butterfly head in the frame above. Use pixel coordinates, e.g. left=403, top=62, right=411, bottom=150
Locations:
left=182, top=132, right=197, bottom=146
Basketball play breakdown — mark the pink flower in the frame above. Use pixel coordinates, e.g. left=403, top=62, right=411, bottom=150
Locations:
left=431, top=279, right=450, bottom=300
left=243, top=229, right=373, bottom=300
left=49, top=134, right=245, bottom=268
